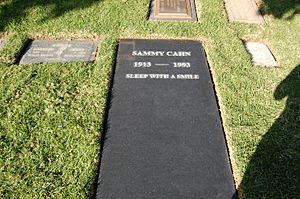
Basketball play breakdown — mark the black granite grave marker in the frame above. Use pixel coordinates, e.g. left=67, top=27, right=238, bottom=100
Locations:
left=97, top=39, right=236, bottom=198
left=19, top=40, right=97, bottom=64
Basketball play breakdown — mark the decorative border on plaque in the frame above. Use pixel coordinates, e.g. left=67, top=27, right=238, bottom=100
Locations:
left=149, top=0, right=197, bottom=21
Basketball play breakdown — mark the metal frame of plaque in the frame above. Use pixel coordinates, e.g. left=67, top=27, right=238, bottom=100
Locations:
left=149, top=0, right=197, bottom=21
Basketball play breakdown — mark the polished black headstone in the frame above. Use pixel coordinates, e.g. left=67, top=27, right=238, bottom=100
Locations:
left=19, top=40, right=97, bottom=64
left=97, top=39, right=236, bottom=198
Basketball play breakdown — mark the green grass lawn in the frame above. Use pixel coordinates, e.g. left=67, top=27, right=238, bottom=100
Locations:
left=0, top=0, right=299, bottom=198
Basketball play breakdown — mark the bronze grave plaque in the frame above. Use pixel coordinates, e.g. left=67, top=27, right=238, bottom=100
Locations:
left=150, top=0, right=197, bottom=21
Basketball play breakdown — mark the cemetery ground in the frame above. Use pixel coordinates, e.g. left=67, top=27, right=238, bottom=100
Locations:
left=0, top=0, right=299, bottom=198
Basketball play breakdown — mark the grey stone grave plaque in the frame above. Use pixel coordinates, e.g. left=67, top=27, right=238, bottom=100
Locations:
left=224, top=0, right=264, bottom=24
left=19, top=40, right=97, bottom=64
left=245, top=41, right=278, bottom=67
left=96, top=39, right=237, bottom=198
left=149, top=0, right=197, bottom=21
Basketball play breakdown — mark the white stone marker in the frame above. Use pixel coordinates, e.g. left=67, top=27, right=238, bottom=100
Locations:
left=245, top=42, right=278, bottom=67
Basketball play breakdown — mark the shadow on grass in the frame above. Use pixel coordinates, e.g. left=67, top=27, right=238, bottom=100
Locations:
left=240, top=65, right=300, bottom=198
left=0, top=0, right=101, bottom=31
left=88, top=42, right=118, bottom=199
left=260, top=0, right=300, bottom=19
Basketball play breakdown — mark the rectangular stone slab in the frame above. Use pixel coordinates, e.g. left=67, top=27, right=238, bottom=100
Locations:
left=149, top=0, right=197, bottom=21
left=245, top=41, right=278, bottom=67
left=19, top=40, right=97, bottom=64
left=96, top=39, right=236, bottom=198
left=224, top=0, right=264, bottom=24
